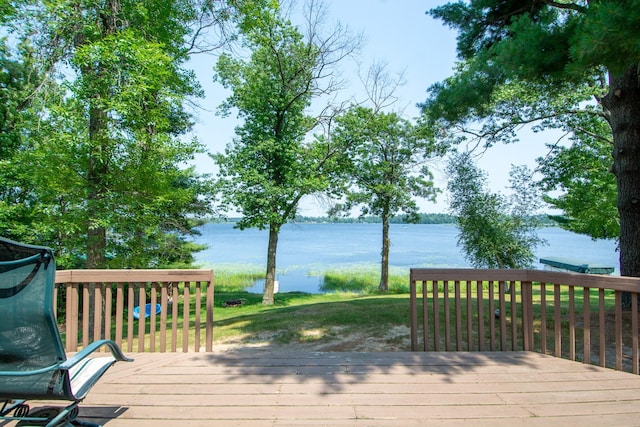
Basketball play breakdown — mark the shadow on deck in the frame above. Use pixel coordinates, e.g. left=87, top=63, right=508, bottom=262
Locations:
left=30, top=349, right=640, bottom=427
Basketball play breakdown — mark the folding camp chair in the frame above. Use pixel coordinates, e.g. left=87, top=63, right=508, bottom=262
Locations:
left=0, top=237, right=132, bottom=426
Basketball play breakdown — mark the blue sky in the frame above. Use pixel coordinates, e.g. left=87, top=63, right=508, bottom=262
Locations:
left=187, top=0, right=555, bottom=215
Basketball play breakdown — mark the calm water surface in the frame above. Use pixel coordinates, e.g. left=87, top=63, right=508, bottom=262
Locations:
left=193, top=222, right=619, bottom=293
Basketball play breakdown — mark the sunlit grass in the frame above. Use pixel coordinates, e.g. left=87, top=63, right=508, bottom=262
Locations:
left=212, top=292, right=410, bottom=345
left=321, top=266, right=410, bottom=294
left=208, top=264, right=264, bottom=292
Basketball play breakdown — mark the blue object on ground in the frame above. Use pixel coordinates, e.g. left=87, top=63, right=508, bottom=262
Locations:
left=133, top=303, right=162, bottom=320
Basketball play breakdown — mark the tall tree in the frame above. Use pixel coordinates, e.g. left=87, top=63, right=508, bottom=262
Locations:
left=447, top=152, right=545, bottom=269
left=331, top=106, right=439, bottom=291
left=0, top=0, right=228, bottom=268
left=213, top=1, right=358, bottom=304
left=422, top=1, right=640, bottom=281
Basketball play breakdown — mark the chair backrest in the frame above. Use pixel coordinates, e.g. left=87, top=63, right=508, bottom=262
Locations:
left=0, top=237, right=70, bottom=400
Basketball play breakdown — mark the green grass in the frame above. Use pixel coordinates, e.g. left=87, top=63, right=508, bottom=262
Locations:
left=213, top=291, right=411, bottom=346
left=322, top=266, right=410, bottom=293
left=210, top=264, right=265, bottom=292
left=211, top=280, right=619, bottom=351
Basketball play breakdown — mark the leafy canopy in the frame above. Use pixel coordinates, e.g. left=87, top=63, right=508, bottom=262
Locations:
left=447, top=152, right=545, bottom=269
left=213, top=5, right=355, bottom=230
left=422, top=0, right=628, bottom=242
left=331, top=106, right=439, bottom=220
left=0, top=0, right=217, bottom=268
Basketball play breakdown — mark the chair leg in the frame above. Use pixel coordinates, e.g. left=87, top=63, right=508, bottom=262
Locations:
left=45, top=405, right=76, bottom=427
left=1, top=399, right=29, bottom=417
left=13, top=403, right=83, bottom=427
left=15, top=407, right=63, bottom=426
left=4, top=400, right=101, bottom=427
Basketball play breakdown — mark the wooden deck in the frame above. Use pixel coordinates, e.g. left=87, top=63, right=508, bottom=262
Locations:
left=27, top=351, right=640, bottom=426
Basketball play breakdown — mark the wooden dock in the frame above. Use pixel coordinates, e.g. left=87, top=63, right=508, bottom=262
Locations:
left=24, top=350, right=640, bottom=426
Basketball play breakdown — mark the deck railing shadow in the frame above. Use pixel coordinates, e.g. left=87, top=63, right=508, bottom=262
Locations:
left=410, top=268, right=640, bottom=374
left=54, top=269, right=214, bottom=353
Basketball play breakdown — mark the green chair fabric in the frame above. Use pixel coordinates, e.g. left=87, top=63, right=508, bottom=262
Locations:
left=0, top=237, right=132, bottom=426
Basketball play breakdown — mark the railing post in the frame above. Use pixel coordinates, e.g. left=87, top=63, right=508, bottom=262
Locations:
left=137, top=284, right=146, bottom=352
left=115, top=283, right=124, bottom=347
left=182, top=284, right=190, bottom=353
left=66, top=282, right=79, bottom=352
left=160, top=282, right=168, bottom=353
left=568, top=286, right=575, bottom=361
left=499, top=281, right=507, bottom=351
left=104, top=284, right=113, bottom=344
left=633, top=294, right=639, bottom=375
left=206, top=272, right=215, bottom=352
left=598, top=288, right=606, bottom=367
left=521, top=281, right=533, bottom=351
left=423, top=280, right=430, bottom=351
left=410, top=274, right=417, bottom=351
left=477, top=280, right=485, bottom=351
left=554, top=284, right=562, bottom=358
left=615, top=291, right=623, bottom=371
left=194, top=281, right=202, bottom=352
left=583, top=287, right=591, bottom=365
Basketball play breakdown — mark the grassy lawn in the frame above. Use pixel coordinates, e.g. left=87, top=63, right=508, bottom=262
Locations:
left=213, top=291, right=412, bottom=349
left=203, top=277, right=618, bottom=353
left=211, top=267, right=414, bottom=349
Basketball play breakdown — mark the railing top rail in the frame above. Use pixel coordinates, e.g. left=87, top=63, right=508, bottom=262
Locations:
left=410, top=268, right=640, bottom=293
left=55, top=269, right=214, bottom=284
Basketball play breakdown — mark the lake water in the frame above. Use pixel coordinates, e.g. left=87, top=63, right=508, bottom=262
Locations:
left=193, top=222, right=619, bottom=293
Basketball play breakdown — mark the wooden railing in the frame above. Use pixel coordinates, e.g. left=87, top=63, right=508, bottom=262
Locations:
left=54, top=269, right=214, bottom=353
left=410, top=268, right=640, bottom=374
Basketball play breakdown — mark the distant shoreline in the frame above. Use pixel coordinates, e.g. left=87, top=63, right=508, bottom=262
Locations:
left=206, top=213, right=558, bottom=226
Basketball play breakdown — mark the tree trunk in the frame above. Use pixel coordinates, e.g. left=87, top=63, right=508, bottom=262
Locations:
left=263, top=223, right=280, bottom=305
left=602, top=66, right=640, bottom=306
left=86, top=103, right=109, bottom=269
left=379, top=208, right=390, bottom=292
left=75, top=0, right=121, bottom=269
left=78, top=0, right=122, bottom=338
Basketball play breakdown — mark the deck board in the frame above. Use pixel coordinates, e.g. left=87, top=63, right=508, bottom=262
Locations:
left=20, top=351, right=640, bottom=426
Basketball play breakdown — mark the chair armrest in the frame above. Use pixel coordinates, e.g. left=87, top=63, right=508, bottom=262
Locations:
left=60, top=340, right=133, bottom=370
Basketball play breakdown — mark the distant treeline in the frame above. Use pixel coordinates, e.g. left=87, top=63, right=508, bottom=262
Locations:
left=211, top=214, right=558, bottom=226
left=294, top=213, right=457, bottom=224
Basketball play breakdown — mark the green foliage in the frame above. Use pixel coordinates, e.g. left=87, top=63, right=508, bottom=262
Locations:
left=330, top=105, right=440, bottom=290
left=570, top=1, right=640, bottom=75
left=0, top=0, right=219, bottom=268
left=422, top=0, right=626, bottom=249
left=212, top=4, right=356, bottom=303
left=213, top=10, right=346, bottom=229
left=332, top=106, right=440, bottom=219
left=446, top=152, right=545, bottom=269
left=538, top=114, right=618, bottom=240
